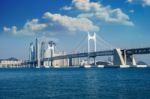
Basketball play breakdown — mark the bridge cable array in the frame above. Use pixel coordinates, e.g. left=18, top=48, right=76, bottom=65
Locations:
left=96, top=34, right=115, bottom=51
left=72, top=33, right=115, bottom=53
left=71, top=35, right=88, bottom=53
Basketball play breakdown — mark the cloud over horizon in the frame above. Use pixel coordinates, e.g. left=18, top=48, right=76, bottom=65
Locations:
left=3, top=19, right=47, bottom=36
left=3, top=0, right=134, bottom=37
left=3, top=12, right=99, bottom=36
left=64, top=0, right=134, bottom=26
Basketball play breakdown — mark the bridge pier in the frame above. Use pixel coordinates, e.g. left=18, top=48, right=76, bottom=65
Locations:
left=69, top=58, right=72, bottom=66
left=131, top=55, right=136, bottom=65
left=113, top=48, right=136, bottom=67
left=87, top=56, right=96, bottom=66
left=40, top=61, right=44, bottom=67
left=126, top=55, right=136, bottom=66
left=113, top=48, right=126, bottom=66
left=51, top=59, right=53, bottom=67
left=92, top=56, right=96, bottom=66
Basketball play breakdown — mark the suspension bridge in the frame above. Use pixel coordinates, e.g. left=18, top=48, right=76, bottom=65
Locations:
left=26, top=32, right=150, bottom=68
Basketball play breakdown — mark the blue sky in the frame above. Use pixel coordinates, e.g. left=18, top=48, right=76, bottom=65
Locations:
left=0, top=0, right=150, bottom=61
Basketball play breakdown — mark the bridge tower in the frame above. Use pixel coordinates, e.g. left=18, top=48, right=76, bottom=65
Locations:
left=88, top=32, right=96, bottom=65
left=88, top=32, right=96, bottom=53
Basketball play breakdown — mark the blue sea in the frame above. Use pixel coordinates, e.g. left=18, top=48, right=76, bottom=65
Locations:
left=0, top=67, right=150, bottom=99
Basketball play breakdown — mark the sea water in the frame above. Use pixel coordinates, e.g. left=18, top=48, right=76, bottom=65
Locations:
left=0, top=67, right=150, bottom=99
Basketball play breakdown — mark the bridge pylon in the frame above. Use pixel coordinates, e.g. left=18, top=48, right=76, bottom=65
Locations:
left=87, top=32, right=97, bottom=65
left=88, top=32, right=96, bottom=53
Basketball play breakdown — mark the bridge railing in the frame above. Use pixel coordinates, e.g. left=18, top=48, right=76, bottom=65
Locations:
left=43, top=50, right=114, bottom=61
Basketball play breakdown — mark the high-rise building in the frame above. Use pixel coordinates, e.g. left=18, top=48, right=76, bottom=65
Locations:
left=40, top=41, right=46, bottom=60
left=30, top=40, right=70, bottom=68
left=29, top=42, right=35, bottom=61
left=35, top=38, right=38, bottom=61
left=43, top=41, right=55, bottom=67
left=43, top=44, right=52, bottom=67
left=34, top=38, right=41, bottom=67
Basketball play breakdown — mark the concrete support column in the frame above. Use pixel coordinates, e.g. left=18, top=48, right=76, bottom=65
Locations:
left=87, top=57, right=91, bottom=65
left=93, top=57, right=96, bottom=65
left=113, top=48, right=126, bottom=66
left=69, top=58, right=72, bottom=66
left=40, top=61, right=44, bottom=67
left=78, top=58, right=80, bottom=66
left=127, top=55, right=136, bottom=66
left=123, top=50, right=127, bottom=65
left=131, top=55, right=136, bottom=66
left=51, top=60, right=53, bottom=67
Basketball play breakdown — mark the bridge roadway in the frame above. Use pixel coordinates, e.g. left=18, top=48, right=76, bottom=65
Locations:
left=43, top=50, right=113, bottom=61
left=123, top=47, right=150, bottom=55
left=43, top=47, right=150, bottom=61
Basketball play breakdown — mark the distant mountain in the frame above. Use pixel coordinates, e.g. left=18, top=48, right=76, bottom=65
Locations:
left=0, top=57, right=19, bottom=61
left=137, top=61, right=148, bottom=65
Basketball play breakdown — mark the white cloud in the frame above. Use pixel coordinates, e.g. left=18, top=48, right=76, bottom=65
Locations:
left=143, top=0, right=150, bottom=6
left=70, top=0, right=134, bottom=26
left=127, top=0, right=134, bottom=3
left=73, top=0, right=101, bottom=11
left=127, top=0, right=150, bottom=6
left=3, top=26, right=17, bottom=34
left=43, top=12, right=99, bottom=32
left=3, top=0, right=134, bottom=37
left=24, top=19, right=47, bottom=31
left=3, top=19, right=47, bottom=36
left=62, top=6, right=72, bottom=10
left=3, top=12, right=99, bottom=36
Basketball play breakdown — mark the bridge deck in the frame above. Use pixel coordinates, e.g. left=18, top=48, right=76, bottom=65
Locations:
left=123, top=47, right=150, bottom=55
left=27, top=47, right=150, bottom=63
left=43, top=50, right=113, bottom=61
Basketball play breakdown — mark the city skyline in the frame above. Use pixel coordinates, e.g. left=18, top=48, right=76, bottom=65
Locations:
left=0, top=0, right=150, bottom=61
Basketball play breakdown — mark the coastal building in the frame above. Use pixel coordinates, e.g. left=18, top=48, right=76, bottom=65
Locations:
left=43, top=44, right=52, bottom=67
left=29, top=39, right=70, bottom=67
left=40, top=41, right=46, bottom=60
left=43, top=47, right=68, bottom=67
left=0, top=58, right=23, bottom=68
left=29, top=42, right=35, bottom=62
